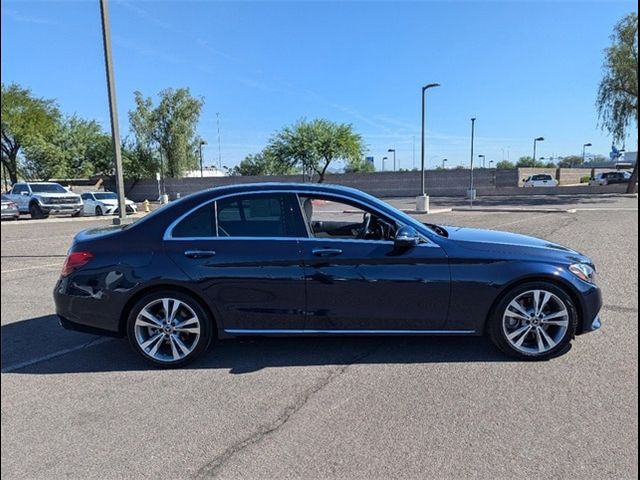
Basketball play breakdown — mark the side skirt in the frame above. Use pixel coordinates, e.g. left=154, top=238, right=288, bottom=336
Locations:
left=223, top=329, right=477, bottom=336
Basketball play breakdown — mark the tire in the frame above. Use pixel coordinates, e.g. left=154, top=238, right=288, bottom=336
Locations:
left=487, top=282, right=578, bottom=360
left=126, top=290, right=213, bottom=367
left=95, top=206, right=103, bottom=216
left=29, top=203, right=47, bottom=219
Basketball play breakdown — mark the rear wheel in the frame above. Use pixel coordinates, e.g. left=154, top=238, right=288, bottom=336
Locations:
left=95, top=206, right=103, bottom=216
left=127, top=290, right=213, bottom=367
left=29, top=203, right=47, bottom=219
left=488, top=282, right=577, bottom=360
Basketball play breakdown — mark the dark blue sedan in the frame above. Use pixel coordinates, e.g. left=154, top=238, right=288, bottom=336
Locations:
left=54, top=183, right=602, bottom=366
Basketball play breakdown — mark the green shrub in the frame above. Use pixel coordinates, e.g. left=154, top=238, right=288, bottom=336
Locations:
left=580, top=176, right=591, bottom=183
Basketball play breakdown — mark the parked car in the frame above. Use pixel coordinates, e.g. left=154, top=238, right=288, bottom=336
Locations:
left=1, top=195, right=20, bottom=220
left=522, top=174, right=558, bottom=187
left=54, top=183, right=602, bottom=367
left=5, top=182, right=83, bottom=219
left=81, top=191, right=138, bottom=216
left=589, top=171, right=631, bottom=186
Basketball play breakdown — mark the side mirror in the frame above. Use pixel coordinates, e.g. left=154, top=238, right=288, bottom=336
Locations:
left=21, top=191, right=30, bottom=196
left=394, top=226, right=420, bottom=249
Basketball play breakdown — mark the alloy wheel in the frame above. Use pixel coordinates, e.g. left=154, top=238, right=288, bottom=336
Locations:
left=501, top=289, right=569, bottom=355
left=134, top=298, right=201, bottom=363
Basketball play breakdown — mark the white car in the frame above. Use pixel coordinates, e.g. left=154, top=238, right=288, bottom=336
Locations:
left=522, top=174, right=558, bottom=187
left=81, top=191, right=137, bottom=216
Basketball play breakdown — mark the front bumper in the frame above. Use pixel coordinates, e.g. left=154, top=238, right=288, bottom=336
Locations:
left=41, top=203, right=83, bottom=215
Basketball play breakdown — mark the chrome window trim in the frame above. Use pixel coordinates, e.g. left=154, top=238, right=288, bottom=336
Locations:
left=163, top=188, right=436, bottom=247
left=224, top=329, right=476, bottom=335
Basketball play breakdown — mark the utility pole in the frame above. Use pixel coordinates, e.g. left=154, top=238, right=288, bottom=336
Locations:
left=469, top=117, right=476, bottom=208
left=216, top=112, right=222, bottom=171
left=99, top=0, right=127, bottom=225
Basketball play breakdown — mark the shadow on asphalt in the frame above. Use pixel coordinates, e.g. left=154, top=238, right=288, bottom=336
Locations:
left=2, top=315, right=523, bottom=374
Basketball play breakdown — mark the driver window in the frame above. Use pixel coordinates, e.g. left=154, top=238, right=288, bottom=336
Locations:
left=298, top=196, right=397, bottom=241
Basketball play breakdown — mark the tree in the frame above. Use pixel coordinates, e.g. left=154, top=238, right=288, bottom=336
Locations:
left=344, top=157, right=375, bottom=173
left=268, top=119, right=364, bottom=183
left=129, top=88, right=204, bottom=178
left=231, top=150, right=297, bottom=176
left=1, top=83, right=61, bottom=183
left=516, top=156, right=547, bottom=168
left=496, top=160, right=515, bottom=169
left=596, top=12, right=638, bottom=193
left=557, top=155, right=584, bottom=168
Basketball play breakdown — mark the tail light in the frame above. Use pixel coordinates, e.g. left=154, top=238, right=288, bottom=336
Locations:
left=61, top=251, right=94, bottom=277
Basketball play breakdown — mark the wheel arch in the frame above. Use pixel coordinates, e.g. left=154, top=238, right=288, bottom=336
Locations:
left=482, top=274, right=585, bottom=336
left=118, top=283, right=218, bottom=337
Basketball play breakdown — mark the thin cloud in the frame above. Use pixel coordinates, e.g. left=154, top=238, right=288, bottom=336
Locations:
left=2, top=9, right=56, bottom=25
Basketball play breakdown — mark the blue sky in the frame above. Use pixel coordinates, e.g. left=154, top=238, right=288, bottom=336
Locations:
left=2, top=0, right=638, bottom=171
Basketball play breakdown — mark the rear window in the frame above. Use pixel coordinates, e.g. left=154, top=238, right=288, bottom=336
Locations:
left=532, top=174, right=552, bottom=181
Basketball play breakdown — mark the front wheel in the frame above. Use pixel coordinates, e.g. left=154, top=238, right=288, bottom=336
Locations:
left=488, top=282, right=577, bottom=360
left=95, top=206, right=103, bottom=216
left=127, top=290, right=213, bottom=367
left=29, top=203, right=47, bottom=219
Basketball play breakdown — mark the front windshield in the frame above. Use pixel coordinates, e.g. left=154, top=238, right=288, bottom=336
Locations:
left=94, top=192, right=118, bottom=200
left=30, top=184, right=68, bottom=193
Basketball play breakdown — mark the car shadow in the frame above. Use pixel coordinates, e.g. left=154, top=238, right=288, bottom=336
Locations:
left=3, top=315, right=566, bottom=375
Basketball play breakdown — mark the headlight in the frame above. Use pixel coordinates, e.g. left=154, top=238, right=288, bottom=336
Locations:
left=569, top=263, right=597, bottom=284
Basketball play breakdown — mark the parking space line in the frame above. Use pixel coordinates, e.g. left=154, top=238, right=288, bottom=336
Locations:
left=1, top=263, right=63, bottom=274
left=488, top=212, right=554, bottom=229
left=1, top=337, right=112, bottom=373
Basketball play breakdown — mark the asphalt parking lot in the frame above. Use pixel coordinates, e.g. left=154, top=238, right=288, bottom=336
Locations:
left=1, top=195, right=638, bottom=480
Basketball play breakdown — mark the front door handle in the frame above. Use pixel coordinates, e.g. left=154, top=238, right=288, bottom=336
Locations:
left=184, top=250, right=216, bottom=259
left=312, top=248, right=343, bottom=257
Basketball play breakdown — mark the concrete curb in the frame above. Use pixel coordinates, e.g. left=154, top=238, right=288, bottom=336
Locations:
left=401, top=208, right=453, bottom=215
left=450, top=207, right=572, bottom=213
left=1, top=213, right=148, bottom=226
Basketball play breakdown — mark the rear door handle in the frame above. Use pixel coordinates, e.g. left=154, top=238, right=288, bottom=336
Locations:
left=312, top=248, right=343, bottom=257
left=184, top=250, right=216, bottom=259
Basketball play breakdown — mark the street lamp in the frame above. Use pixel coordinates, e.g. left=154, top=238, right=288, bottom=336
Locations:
left=417, top=82, right=440, bottom=212
left=387, top=148, right=396, bottom=171
left=199, top=140, right=207, bottom=177
left=533, top=136, right=544, bottom=163
left=442, top=158, right=448, bottom=169
left=489, top=160, right=494, bottom=168
left=382, top=156, right=388, bottom=171
left=582, top=142, right=592, bottom=164
left=478, top=154, right=486, bottom=168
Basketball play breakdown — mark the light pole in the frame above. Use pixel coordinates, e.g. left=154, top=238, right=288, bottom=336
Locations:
left=417, top=82, right=440, bottom=212
left=479, top=154, right=485, bottom=168
left=387, top=148, right=396, bottom=171
left=469, top=117, right=476, bottom=207
left=489, top=160, right=494, bottom=168
left=382, top=156, right=388, bottom=172
left=199, top=140, right=207, bottom=177
left=582, top=142, right=592, bottom=164
left=533, top=137, right=544, bottom=163
left=442, top=158, right=448, bottom=169
left=99, top=0, right=127, bottom=225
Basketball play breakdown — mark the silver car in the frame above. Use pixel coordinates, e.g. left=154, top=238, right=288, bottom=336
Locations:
left=1, top=195, right=20, bottom=220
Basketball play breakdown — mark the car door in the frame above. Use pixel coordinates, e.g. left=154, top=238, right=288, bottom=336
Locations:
left=81, top=193, right=94, bottom=214
left=11, top=184, right=29, bottom=212
left=163, top=192, right=308, bottom=332
left=297, top=194, right=451, bottom=331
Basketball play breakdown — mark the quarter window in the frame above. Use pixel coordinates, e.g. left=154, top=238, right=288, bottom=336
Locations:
left=172, top=204, right=216, bottom=238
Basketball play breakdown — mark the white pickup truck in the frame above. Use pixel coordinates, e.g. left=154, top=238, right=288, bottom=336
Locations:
left=5, top=182, right=83, bottom=219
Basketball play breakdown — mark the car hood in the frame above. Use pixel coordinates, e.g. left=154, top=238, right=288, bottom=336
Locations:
left=33, top=192, right=80, bottom=199
left=439, top=225, right=591, bottom=263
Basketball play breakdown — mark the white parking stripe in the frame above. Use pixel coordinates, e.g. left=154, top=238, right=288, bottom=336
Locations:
left=1, top=263, right=62, bottom=274
left=1, top=337, right=112, bottom=373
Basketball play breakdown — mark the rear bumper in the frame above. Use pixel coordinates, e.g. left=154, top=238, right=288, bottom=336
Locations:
left=58, top=315, right=123, bottom=337
left=1, top=210, right=20, bottom=219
